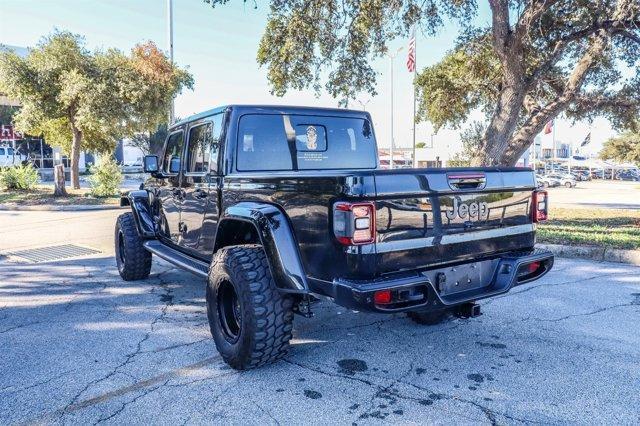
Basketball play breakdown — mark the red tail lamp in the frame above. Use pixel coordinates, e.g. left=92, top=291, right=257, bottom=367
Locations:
left=333, top=202, right=376, bottom=245
left=532, top=190, right=548, bottom=222
left=373, top=290, right=392, bottom=305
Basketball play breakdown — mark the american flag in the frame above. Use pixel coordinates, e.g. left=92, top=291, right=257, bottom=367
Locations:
left=406, top=28, right=416, bottom=73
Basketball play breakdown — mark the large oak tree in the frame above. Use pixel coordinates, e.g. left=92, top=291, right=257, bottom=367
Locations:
left=600, top=131, right=640, bottom=164
left=0, top=31, right=193, bottom=188
left=207, top=0, right=640, bottom=166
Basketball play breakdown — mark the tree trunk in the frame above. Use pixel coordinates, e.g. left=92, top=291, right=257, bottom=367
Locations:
left=53, top=164, right=67, bottom=197
left=70, top=126, right=82, bottom=189
left=472, top=84, right=526, bottom=166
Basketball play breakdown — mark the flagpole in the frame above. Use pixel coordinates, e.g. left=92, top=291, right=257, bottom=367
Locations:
left=390, top=53, right=395, bottom=170
left=412, top=30, right=417, bottom=168
left=552, top=120, right=556, bottom=173
left=167, top=0, right=175, bottom=124
left=568, top=139, right=572, bottom=174
left=386, top=47, right=402, bottom=170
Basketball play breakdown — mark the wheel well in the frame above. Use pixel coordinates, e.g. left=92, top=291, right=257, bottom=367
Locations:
left=214, top=219, right=261, bottom=253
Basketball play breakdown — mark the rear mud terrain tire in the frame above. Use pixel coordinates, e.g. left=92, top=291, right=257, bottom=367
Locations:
left=115, top=212, right=152, bottom=281
left=207, top=245, right=294, bottom=370
left=407, top=309, right=451, bottom=325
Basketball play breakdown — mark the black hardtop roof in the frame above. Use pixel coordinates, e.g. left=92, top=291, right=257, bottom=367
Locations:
left=170, top=104, right=370, bottom=129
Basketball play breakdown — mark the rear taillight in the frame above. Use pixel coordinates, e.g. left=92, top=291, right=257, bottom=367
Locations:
left=333, top=202, right=376, bottom=245
left=532, top=190, right=548, bottom=222
left=527, top=261, right=541, bottom=273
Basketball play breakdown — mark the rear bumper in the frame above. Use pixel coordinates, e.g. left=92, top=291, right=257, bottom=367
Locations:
left=323, top=248, right=553, bottom=313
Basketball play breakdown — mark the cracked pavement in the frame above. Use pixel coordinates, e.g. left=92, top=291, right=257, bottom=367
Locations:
left=1, top=210, right=640, bottom=424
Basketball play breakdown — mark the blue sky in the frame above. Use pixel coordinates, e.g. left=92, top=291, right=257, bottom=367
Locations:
left=0, top=0, right=614, bottom=156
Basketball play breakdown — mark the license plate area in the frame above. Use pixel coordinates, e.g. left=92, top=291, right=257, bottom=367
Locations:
left=436, top=263, right=484, bottom=296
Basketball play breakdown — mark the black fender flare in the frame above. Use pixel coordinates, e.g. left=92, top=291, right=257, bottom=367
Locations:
left=215, top=202, right=309, bottom=294
left=122, top=190, right=156, bottom=238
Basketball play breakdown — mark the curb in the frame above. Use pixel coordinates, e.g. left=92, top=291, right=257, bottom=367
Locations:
left=538, top=243, right=640, bottom=266
left=0, top=203, right=122, bottom=212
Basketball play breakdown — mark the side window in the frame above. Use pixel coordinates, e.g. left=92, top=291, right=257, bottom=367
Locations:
left=184, top=113, right=224, bottom=174
left=237, top=115, right=293, bottom=171
left=210, top=114, right=224, bottom=173
left=163, top=131, right=184, bottom=174
left=0, top=148, right=5, bottom=156
left=186, top=123, right=212, bottom=173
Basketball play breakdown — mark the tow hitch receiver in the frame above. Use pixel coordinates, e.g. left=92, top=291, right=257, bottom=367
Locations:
left=455, top=302, right=481, bottom=318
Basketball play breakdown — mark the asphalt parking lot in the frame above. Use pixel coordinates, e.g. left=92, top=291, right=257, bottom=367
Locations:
left=1, top=210, right=639, bottom=424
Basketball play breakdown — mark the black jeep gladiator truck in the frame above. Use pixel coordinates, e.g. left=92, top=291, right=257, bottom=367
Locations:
left=116, top=105, right=553, bottom=370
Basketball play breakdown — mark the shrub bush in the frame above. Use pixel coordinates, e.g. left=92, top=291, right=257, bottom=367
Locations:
left=0, top=164, right=39, bottom=190
left=88, top=156, right=123, bottom=197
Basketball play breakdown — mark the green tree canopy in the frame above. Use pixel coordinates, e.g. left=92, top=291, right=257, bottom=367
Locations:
left=447, top=121, right=486, bottom=167
left=599, top=132, right=640, bottom=165
left=129, top=122, right=171, bottom=156
left=0, top=31, right=193, bottom=188
left=206, top=0, right=640, bottom=166
left=0, top=105, right=19, bottom=125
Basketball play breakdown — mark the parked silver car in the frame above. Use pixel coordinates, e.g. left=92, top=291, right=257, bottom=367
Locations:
left=547, top=173, right=577, bottom=188
left=536, top=174, right=561, bottom=188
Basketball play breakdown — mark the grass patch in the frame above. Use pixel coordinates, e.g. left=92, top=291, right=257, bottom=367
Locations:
left=538, top=207, right=640, bottom=250
left=0, top=185, right=119, bottom=206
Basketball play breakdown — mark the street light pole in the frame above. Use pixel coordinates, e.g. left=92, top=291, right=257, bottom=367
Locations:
left=385, top=47, right=402, bottom=169
left=167, top=0, right=175, bottom=124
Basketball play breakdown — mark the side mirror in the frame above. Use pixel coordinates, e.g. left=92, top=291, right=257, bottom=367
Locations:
left=143, top=155, right=159, bottom=173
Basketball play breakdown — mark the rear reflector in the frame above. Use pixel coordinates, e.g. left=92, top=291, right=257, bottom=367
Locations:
left=373, top=290, right=392, bottom=304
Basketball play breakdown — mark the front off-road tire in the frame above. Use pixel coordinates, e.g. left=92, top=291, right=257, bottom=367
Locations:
left=115, top=212, right=152, bottom=281
left=207, top=245, right=294, bottom=370
left=407, top=309, right=451, bottom=325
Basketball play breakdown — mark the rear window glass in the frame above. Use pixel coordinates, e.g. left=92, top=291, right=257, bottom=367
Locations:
left=237, top=114, right=376, bottom=171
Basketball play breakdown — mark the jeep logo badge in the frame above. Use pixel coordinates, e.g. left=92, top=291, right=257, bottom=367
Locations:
left=445, top=198, right=488, bottom=221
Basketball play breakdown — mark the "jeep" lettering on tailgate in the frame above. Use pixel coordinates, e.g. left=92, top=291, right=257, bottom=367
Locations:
left=445, top=198, right=488, bottom=221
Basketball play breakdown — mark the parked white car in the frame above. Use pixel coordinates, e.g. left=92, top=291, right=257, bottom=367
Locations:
left=536, top=174, right=561, bottom=188
left=547, top=173, right=577, bottom=188
left=0, top=146, right=26, bottom=167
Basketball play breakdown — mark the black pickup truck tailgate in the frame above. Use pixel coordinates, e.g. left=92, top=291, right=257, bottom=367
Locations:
left=373, top=167, right=536, bottom=274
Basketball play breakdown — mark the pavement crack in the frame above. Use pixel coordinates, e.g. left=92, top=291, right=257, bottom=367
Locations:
left=254, top=401, right=281, bottom=425
left=525, top=302, right=638, bottom=322
left=0, top=368, right=76, bottom=395
left=285, top=359, right=506, bottom=424
left=0, top=320, right=42, bottom=334
left=285, top=358, right=378, bottom=385
left=35, top=356, right=221, bottom=424
left=60, top=281, right=175, bottom=417
left=140, top=337, right=210, bottom=354
left=93, top=379, right=170, bottom=425
left=398, top=380, right=542, bottom=425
